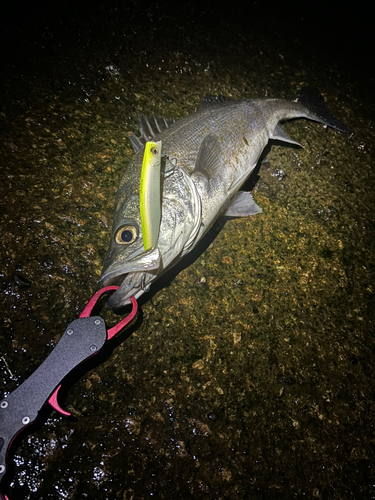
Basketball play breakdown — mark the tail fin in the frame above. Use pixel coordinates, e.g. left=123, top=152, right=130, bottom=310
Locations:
left=289, top=87, right=351, bottom=133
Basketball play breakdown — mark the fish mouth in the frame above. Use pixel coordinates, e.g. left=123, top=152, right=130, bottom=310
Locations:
left=106, top=271, right=148, bottom=309
left=100, top=247, right=161, bottom=309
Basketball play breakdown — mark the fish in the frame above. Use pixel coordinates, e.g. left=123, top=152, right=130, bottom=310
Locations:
left=100, top=87, right=350, bottom=309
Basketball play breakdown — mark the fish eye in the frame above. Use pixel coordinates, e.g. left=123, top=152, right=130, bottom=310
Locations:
left=151, top=146, right=158, bottom=155
left=115, top=225, right=137, bottom=245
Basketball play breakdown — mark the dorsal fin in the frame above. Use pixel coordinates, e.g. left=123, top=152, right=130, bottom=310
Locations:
left=137, top=112, right=156, bottom=141
left=129, top=113, right=175, bottom=153
left=200, top=94, right=236, bottom=108
left=129, top=132, right=143, bottom=152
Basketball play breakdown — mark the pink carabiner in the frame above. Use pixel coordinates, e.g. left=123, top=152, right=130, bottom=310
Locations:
left=79, top=285, right=119, bottom=318
left=79, top=286, right=138, bottom=340
left=47, top=287, right=138, bottom=416
left=107, top=296, right=138, bottom=340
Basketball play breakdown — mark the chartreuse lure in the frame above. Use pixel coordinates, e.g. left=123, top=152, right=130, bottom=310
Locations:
left=139, top=141, right=162, bottom=251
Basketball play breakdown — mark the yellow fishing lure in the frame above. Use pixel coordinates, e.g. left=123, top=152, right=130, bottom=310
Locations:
left=139, top=141, right=162, bottom=250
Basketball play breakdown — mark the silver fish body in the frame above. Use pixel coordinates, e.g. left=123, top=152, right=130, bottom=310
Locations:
left=100, top=88, right=349, bottom=308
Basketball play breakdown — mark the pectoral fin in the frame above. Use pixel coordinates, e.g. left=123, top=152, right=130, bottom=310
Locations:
left=224, top=191, right=262, bottom=217
left=194, top=134, right=223, bottom=180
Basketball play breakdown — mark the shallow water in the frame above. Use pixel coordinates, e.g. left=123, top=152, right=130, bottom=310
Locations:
left=1, top=2, right=375, bottom=498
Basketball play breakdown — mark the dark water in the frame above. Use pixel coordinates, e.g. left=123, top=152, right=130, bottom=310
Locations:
left=1, top=1, right=374, bottom=498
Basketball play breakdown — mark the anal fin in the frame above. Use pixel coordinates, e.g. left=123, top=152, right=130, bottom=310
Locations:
left=271, top=124, right=301, bottom=146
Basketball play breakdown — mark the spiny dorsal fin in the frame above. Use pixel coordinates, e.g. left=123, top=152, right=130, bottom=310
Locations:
left=200, top=94, right=236, bottom=108
left=129, top=133, right=143, bottom=152
left=129, top=113, right=175, bottom=153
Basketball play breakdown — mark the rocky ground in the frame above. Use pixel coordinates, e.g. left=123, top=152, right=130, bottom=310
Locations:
left=0, top=1, right=374, bottom=498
